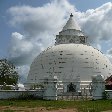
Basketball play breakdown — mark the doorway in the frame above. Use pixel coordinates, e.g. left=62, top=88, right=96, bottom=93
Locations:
left=67, top=83, right=76, bottom=92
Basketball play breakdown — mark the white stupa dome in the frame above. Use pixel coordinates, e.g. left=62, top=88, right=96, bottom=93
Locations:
left=27, top=44, right=112, bottom=83
left=27, top=13, right=112, bottom=84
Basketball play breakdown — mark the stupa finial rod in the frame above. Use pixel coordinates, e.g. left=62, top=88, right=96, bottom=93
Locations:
left=70, top=13, right=73, bottom=17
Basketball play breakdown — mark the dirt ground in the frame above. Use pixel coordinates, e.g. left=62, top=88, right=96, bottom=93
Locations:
left=102, top=110, right=112, bottom=112
left=0, top=106, right=78, bottom=112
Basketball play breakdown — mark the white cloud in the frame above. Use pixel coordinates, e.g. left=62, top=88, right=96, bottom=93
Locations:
left=107, top=48, right=112, bottom=55
left=16, top=65, right=30, bottom=83
left=8, top=32, right=44, bottom=66
left=77, top=2, right=112, bottom=45
left=8, top=0, right=75, bottom=37
left=106, top=54, right=112, bottom=64
left=11, top=32, right=33, bottom=55
left=8, top=0, right=112, bottom=82
left=106, top=48, right=112, bottom=64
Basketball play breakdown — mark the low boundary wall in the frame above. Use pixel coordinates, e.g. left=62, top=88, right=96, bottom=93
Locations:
left=0, top=90, right=44, bottom=99
left=105, top=90, right=112, bottom=99
left=0, top=90, right=112, bottom=100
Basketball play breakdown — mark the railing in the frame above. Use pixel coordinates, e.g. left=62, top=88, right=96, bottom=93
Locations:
left=57, top=92, right=92, bottom=100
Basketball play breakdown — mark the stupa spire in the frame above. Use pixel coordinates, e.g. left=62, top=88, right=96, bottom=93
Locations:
left=62, top=13, right=81, bottom=31
left=70, top=13, right=73, bottom=17
left=55, top=13, right=87, bottom=45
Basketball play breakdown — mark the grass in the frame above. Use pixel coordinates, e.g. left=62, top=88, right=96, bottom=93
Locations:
left=0, top=99, right=112, bottom=112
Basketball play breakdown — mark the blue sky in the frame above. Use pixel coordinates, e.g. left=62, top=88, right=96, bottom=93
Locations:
left=70, top=0, right=111, bottom=11
left=0, top=0, right=112, bottom=82
left=0, top=0, right=50, bottom=58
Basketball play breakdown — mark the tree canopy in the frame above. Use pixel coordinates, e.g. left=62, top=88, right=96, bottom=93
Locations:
left=0, top=59, right=19, bottom=85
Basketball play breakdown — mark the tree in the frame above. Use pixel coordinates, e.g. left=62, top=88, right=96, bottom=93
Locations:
left=0, top=59, right=19, bottom=85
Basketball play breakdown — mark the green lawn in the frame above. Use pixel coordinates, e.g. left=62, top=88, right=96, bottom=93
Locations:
left=0, top=99, right=112, bottom=112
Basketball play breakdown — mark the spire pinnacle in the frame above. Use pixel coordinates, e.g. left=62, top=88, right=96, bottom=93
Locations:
left=55, top=13, right=87, bottom=45
left=70, top=13, right=73, bottom=17
left=62, top=13, right=81, bottom=31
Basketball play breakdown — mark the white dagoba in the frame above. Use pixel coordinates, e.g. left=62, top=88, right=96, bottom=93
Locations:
left=27, top=13, right=112, bottom=84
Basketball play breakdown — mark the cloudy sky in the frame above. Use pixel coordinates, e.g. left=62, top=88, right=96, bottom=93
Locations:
left=0, top=0, right=112, bottom=83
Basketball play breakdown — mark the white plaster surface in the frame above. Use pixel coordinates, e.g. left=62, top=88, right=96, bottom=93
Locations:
left=63, top=14, right=81, bottom=31
left=0, top=90, right=43, bottom=99
left=27, top=44, right=112, bottom=83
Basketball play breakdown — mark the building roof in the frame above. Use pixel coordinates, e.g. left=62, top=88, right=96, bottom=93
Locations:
left=105, top=75, right=112, bottom=85
left=62, top=13, right=81, bottom=31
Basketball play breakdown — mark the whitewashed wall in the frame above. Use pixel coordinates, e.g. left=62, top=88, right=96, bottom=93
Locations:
left=105, top=90, right=112, bottom=99
left=0, top=90, right=44, bottom=99
left=28, top=44, right=112, bottom=84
